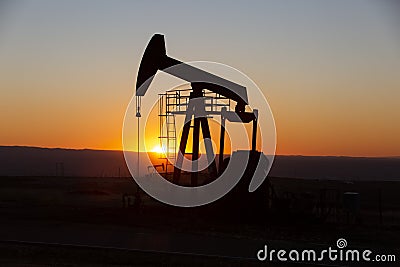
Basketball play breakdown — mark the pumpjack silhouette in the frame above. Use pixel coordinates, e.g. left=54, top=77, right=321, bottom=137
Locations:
left=135, top=34, right=274, bottom=218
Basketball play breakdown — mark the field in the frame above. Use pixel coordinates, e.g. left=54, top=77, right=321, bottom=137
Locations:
left=1, top=175, right=400, bottom=266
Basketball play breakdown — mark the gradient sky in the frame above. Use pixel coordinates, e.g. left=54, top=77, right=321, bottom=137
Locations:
left=1, top=0, right=399, bottom=156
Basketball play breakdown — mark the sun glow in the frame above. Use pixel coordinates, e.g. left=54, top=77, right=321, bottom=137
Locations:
left=151, top=145, right=165, bottom=153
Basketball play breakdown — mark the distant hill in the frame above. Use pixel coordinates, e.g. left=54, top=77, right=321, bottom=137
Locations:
left=0, top=146, right=129, bottom=177
left=0, top=146, right=399, bottom=181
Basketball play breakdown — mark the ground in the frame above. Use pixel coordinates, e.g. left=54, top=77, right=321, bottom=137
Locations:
left=0, top=176, right=399, bottom=266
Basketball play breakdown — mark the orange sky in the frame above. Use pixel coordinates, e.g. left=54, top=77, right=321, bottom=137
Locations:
left=1, top=1, right=399, bottom=157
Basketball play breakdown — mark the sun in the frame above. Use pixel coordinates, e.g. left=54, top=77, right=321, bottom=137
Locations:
left=151, top=145, right=164, bottom=153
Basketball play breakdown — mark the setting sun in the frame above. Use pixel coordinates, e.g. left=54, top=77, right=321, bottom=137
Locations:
left=151, top=145, right=164, bottom=153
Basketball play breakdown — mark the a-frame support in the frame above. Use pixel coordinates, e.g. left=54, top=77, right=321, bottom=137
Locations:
left=173, top=87, right=218, bottom=186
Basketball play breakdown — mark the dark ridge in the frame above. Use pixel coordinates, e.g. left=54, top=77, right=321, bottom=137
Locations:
left=0, top=146, right=399, bottom=181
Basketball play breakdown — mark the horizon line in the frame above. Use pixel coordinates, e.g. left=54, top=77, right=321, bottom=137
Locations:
left=1, top=145, right=399, bottom=159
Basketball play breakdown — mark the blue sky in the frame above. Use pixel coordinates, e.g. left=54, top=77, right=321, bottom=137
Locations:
left=0, top=0, right=399, bottom=156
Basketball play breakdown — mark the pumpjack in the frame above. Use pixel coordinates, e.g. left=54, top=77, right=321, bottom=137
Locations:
left=135, top=34, right=263, bottom=188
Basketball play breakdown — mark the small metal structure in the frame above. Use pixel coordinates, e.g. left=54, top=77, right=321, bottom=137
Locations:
left=157, top=87, right=232, bottom=183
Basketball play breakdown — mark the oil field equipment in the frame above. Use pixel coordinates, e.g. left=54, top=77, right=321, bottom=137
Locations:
left=135, top=34, right=261, bottom=187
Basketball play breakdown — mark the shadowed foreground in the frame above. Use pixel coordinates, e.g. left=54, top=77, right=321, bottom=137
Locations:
left=0, top=176, right=399, bottom=266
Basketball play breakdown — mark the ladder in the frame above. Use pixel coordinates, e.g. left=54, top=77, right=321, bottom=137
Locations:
left=158, top=92, right=178, bottom=177
left=164, top=113, right=176, bottom=163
